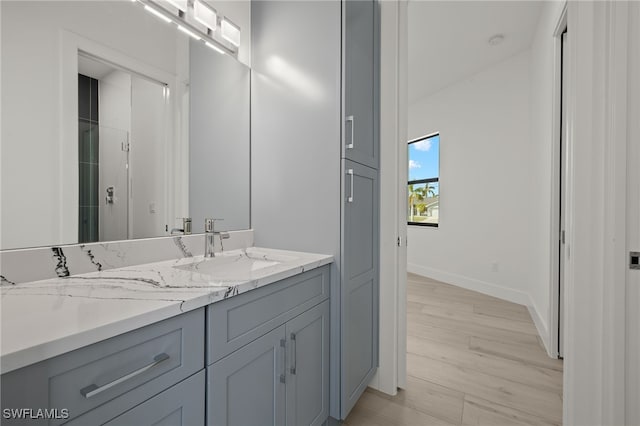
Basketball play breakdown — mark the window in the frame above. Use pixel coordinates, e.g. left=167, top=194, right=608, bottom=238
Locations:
left=408, top=133, right=439, bottom=226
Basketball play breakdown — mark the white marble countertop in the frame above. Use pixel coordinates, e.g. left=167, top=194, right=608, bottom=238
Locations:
left=0, top=247, right=333, bottom=374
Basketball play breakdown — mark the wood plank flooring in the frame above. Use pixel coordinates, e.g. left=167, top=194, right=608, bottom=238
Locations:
left=344, top=273, right=563, bottom=426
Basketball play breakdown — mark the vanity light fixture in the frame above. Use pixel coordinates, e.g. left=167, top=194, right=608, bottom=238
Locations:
left=134, top=0, right=236, bottom=55
left=164, top=0, right=187, bottom=13
left=144, top=4, right=172, bottom=23
left=205, top=42, right=225, bottom=55
left=177, top=25, right=201, bottom=40
left=194, top=0, right=217, bottom=32
left=221, top=18, right=241, bottom=47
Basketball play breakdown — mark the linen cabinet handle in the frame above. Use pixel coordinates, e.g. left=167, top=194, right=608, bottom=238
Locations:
left=347, top=169, right=354, bottom=203
left=346, top=115, right=354, bottom=150
left=290, top=333, right=297, bottom=375
left=80, top=353, right=170, bottom=399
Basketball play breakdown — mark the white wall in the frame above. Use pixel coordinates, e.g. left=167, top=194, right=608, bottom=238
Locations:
left=250, top=0, right=342, bottom=416
left=407, top=50, right=542, bottom=321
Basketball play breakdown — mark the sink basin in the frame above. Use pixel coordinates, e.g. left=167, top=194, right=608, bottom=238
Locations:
left=173, top=250, right=287, bottom=280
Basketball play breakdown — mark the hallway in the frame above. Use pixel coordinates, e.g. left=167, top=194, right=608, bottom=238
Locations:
left=345, top=273, right=563, bottom=425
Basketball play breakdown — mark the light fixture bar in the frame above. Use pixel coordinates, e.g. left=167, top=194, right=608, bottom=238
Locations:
left=164, top=0, right=187, bottom=13
left=144, top=4, right=172, bottom=23
left=177, top=25, right=201, bottom=40
left=135, top=0, right=237, bottom=55
left=205, top=42, right=225, bottom=55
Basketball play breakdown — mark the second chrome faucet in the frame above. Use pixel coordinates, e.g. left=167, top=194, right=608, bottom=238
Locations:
left=204, top=218, right=230, bottom=258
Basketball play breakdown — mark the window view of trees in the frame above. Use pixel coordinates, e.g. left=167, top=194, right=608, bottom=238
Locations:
left=408, top=134, right=439, bottom=226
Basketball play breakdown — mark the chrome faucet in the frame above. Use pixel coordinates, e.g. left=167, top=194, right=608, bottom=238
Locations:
left=170, top=217, right=192, bottom=235
left=204, top=218, right=230, bottom=258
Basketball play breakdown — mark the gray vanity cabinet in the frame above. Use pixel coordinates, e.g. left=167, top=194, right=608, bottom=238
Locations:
left=344, top=0, right=378, bottom=169
left=0, top=308, right=204, bottom=426
left=208, top=326, right=286, bottom=426
left=285, top=300, right=330, bottom=426
left=206, top=267, right=331, bottom=426
left=103, top=370, right=205, bottom=426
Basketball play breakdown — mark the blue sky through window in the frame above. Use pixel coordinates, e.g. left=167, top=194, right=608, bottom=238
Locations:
left=409, top=134, right=439, bottom=181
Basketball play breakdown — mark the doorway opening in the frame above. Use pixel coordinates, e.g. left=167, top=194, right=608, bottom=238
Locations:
left=77, top=52, right=169, bottom=243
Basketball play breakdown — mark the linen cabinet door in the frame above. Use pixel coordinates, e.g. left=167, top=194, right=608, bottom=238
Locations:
left=207, top=326, right=286, bottom=426
left=285, top=300, right=330, bottom=426
left=340, top=160, right=379, bottom=418
left=344, top=0, right=377, bottom=169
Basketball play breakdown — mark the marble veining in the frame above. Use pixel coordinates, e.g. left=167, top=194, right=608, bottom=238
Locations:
left=51, top=247, right=70, bottom=277
left=0, top=276, right=16, bottom=286
left=172, top=236, right=193, bottom=258
left=79, top=245, right=103, bottom=271
left=0, top=246, right=332, bottom=374
left=0, top=230, right=254, bottom=285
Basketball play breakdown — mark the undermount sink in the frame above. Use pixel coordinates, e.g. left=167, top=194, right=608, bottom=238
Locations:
left=173, top=249, right=289, bottom=280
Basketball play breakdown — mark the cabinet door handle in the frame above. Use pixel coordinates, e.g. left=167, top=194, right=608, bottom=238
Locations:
left=347, top=169, right=354, bottom=203
left=290, top=333, right=297, bottom=375
left=280, top=338, right=286, bottom=384
left=80, top=353, right=170, bottom=399
left=346, top=115, right=354, bottom=150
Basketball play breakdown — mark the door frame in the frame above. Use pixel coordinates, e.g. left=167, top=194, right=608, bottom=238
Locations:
left=563, top=1, right=629, bottom=424
left=548, top=3, right=567, bottom=360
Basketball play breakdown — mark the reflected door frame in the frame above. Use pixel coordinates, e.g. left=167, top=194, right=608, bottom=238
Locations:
left=60, top=30, right=187, bottom=244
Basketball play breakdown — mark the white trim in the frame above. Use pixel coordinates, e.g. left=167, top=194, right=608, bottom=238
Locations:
left=527, top=303, right=549, bottom=354
left=548, top=1, right=567, bottom=361
left=407, top=263, right=530, bottom=306
left=396, top=0, right=408, bottom=391
left=371, top=0, right=400, bottom=395
left=563, top=2, right=629, bottom=424
left=407, top=131, right=438, bottom=145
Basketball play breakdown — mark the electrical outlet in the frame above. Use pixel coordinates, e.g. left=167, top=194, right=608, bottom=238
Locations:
left=491, top=262, right=499, bottom=273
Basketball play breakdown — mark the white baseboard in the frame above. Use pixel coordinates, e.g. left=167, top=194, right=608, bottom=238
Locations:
left=407, top=263, right=552, bottom=356
left=527, top=302, right=552, bottom=357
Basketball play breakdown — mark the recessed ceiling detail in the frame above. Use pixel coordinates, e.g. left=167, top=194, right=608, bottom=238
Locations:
left=408, top=1, right=543, bottom=103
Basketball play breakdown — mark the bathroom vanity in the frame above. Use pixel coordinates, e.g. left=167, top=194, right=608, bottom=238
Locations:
left=1, top=244, right=332, bottom=425
left=1, top=0, right=380, bottom=422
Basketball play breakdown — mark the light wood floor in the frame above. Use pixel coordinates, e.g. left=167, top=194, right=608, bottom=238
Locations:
left=344, top=273, right=563, bottom=426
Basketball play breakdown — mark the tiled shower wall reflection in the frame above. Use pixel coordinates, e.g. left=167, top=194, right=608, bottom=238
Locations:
left=78, top=74, right=99, bottom=243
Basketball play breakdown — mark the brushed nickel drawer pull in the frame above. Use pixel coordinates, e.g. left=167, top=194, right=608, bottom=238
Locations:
left=347, top=169, right=354, bottom=203
left=290, top=333, right=297, bottom=375
left=346, top=115, right=354, bottom=149
left=80, top=353, right=170, bottom=399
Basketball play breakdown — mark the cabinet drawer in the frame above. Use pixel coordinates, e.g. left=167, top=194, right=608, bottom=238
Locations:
left=1, top=308, right=204, bottom=426
left=207, top=265, right=330, bottom=364
left=103, top=370, right=204, bottom=426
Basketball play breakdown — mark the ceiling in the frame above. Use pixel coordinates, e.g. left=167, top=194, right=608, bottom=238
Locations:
left=408, top=1, right=543, bottom=104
